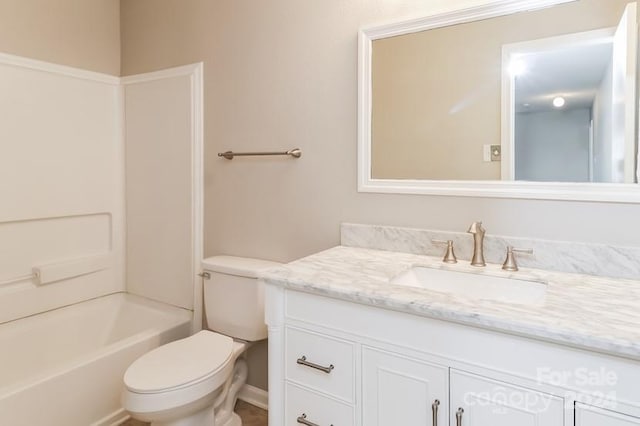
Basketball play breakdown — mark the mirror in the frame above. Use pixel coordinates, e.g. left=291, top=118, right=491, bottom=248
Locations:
left=358, top=0, right=640, bottom=202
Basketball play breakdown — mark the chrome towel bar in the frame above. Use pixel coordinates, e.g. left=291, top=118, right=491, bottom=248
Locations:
left=218, top=148, right=302, bottom=160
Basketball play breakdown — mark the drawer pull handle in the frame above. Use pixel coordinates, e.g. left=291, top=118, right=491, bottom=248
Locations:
left=456, top=407, right=464, bottom=426
left=432, top=399, right=440, bottom=426
left=297, top=413, right=332, bottom=426
left=296, top=356, right=334, bottom=374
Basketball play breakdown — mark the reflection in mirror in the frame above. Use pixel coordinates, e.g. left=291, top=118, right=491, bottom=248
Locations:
left=507, top=29, right=617, bottom=182
left=506, top=6, right=637, bottom=184
left=370, top=0, right=638, bottom=183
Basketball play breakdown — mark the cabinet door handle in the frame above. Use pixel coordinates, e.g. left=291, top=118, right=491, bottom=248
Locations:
left=456, top=407, right=464, bottom=426
left=297, top=413, right=332, bottom=426
left=296, top=356, right=334, bottom=374
left=432, top=399, right=440, bottom=426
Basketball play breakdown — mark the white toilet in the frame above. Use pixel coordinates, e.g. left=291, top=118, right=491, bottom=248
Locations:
left=121, top=256, right=281, bottom=426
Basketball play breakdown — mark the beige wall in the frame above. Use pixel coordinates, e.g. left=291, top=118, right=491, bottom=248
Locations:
left=121, top=0, right=640, bottom=391
left=372, top=0, right=628, bottom=180
left=0, top=0, right=120, bottom=75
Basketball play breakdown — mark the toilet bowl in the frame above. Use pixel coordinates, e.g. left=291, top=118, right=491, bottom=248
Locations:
left=121, top=256, right=281, bottom=426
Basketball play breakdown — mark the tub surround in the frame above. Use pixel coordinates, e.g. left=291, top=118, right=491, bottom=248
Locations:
left=0, top=54, right=124, bottom=326
left=341, top=223, right=640, bottom=280
left=260, top=244, right=640, bottom=360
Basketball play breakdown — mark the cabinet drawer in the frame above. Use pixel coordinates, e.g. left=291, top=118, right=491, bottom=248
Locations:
left=285, top=383, right=354, bottom=426
left=285, top=327, right=354, bottom=402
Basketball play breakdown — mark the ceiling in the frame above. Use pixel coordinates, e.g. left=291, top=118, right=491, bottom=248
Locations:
left=514, top=36, right=614, bottom=113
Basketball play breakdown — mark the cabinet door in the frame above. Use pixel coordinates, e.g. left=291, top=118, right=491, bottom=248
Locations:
left=576, top=403, right=640, bottom=426
left=362, top=347, right=448, bottom=426
left=450, top=369, right=564, bottom=426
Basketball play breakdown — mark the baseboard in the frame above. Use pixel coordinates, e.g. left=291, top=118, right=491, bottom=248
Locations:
left=238, top=384, right=268, bottom=410
left=90, top=408, right=129, bottom=426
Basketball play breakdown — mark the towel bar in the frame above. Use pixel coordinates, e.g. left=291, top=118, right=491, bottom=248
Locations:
left=218, top=148, right=302, bottom=160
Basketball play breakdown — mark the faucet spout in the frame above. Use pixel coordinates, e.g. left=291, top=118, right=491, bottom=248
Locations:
left=467, top=221, right=486, bottom=267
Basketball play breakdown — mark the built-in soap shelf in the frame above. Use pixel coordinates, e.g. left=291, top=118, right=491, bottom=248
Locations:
left=0, top=253, right=112, bottom=288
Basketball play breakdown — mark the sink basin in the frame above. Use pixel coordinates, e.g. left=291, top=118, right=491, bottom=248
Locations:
left=390, top=266, right=547, bottom=305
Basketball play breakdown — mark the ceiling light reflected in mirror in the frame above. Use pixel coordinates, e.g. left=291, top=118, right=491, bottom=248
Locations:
left=553, top=96, right=566, bottom=108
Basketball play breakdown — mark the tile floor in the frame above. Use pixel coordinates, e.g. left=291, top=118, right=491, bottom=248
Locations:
left=122, top=400, right=267, bottom=426
left=234, top=400, right=269, bottom=426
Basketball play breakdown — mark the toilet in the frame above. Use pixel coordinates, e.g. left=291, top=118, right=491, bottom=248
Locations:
left=121, top=256, right=281, bottom=426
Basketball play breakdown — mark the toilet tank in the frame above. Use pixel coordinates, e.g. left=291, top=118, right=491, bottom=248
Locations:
left=202, top=256, right=282, bottom=341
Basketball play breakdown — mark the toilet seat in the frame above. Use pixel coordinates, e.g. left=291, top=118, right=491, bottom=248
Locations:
left=124, top=330, right=234, bottom=394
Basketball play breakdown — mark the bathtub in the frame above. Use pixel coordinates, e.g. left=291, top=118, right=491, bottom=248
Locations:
left=0, top=293, right=192, bottom=426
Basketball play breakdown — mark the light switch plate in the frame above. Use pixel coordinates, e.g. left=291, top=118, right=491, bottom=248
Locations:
left=490, top=145, right=501, bottom=161
left=483, top=145, right=502, bottom=162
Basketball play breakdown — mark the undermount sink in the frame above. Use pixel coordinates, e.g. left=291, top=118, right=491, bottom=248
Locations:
left=390, top=266, right=547, bottom=305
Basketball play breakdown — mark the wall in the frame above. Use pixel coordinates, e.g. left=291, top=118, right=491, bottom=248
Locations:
left=0, top=0, right=120, bottom=75
left=515, top=108, right=592, bottom=182
left=121, top=0, right=640, bottom=391
left=371, top=0, right=628, bottom=180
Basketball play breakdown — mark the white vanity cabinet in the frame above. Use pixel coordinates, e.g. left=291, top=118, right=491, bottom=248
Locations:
left=265, top=286, right=640, bottom=426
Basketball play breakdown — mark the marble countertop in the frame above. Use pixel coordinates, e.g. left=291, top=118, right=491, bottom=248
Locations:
left=260, top=246, right=640, bottom=360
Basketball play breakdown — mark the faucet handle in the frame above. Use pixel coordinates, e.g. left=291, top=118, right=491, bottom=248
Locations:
left=467, top=221, right=485, bottom=234
left=432, top=239, right=458, bottom=264
left=502, top=246, right=533, bottom=271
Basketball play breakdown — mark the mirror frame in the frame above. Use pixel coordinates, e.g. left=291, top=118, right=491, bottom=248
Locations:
left=358, top=0, right=640, bottom=203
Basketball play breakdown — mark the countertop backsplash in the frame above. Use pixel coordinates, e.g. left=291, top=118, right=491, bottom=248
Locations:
left=341, top=223, right=640, bottom=280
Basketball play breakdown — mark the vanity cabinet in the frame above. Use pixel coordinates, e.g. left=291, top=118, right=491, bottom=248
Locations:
left=266, top=287, right=640, bottom=426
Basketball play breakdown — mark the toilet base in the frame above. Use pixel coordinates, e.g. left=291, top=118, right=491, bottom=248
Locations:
left=219, top=412, right=242, bottom=426
left=150, top=404, right=215, bottom=426
left=146, top=405, right=242, bottom=426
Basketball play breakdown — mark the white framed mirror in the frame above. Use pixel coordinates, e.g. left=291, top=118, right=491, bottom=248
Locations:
left=358, top=0, right=640, bottom=202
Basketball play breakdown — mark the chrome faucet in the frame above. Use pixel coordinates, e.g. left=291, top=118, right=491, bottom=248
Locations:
left=467, top=221, right=486, bottom=267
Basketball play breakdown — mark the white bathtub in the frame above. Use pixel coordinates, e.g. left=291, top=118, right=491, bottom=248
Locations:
left=0, top=293, right=192, bottom=426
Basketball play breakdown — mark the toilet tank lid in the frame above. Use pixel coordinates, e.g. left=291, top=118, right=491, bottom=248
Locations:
left=202, top=255, right=282, bottom=278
